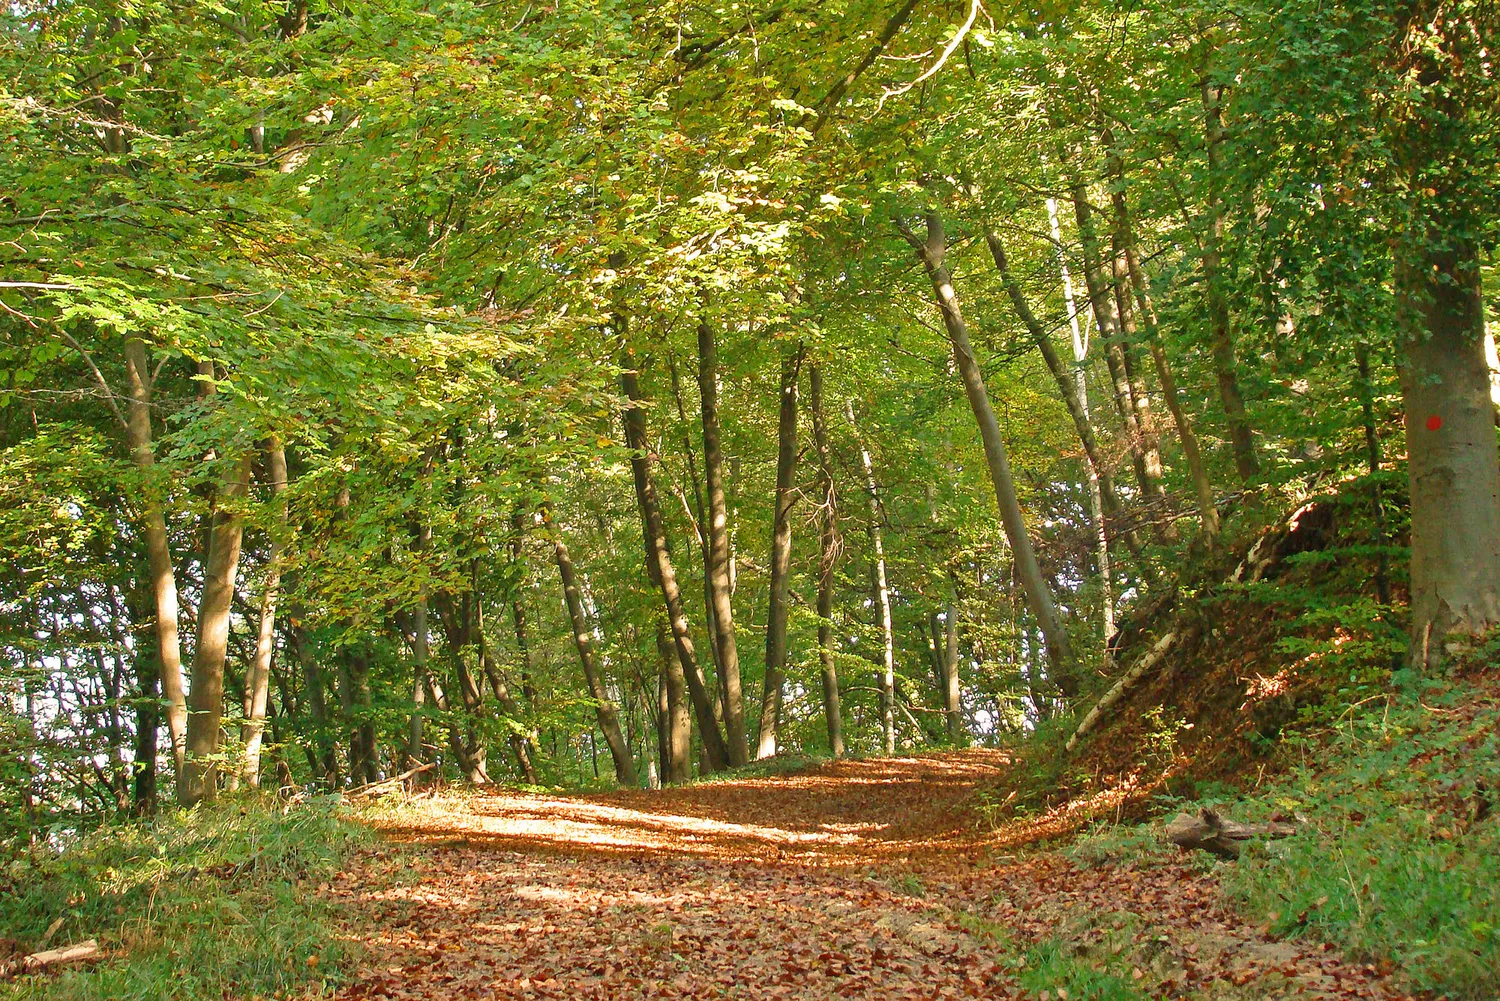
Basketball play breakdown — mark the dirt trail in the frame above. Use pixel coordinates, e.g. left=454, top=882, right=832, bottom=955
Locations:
left=327, top=752, right=1410, bottom=1000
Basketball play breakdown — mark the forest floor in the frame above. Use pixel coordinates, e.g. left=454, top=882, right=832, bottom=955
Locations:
left=320, top=751, right=1412, bottom=1001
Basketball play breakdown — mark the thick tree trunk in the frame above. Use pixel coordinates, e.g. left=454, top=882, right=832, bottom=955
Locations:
left=1202, top=80, right=1261, bottom=481
left=809, top=365, right=845, bottom=758
left=758, top=343, right=803, bottom=759
left=900, top=212, right=1077, bottom=695
left=656, top=620, right=693, bottom=783
left=122, top=339, right=188, bottom=780
left=849, top=400, right=896, bottom=755
left=1397, top=237, right=1500, bottom=663
left=240, top=441, right=287, bottom=788
left=620, top=349, right=731, bottom=772
left=696, top=321, right=750, bottom=766
left=545, top=509, right=638, bottom=785
left=180, top=454, right=252, bottom=806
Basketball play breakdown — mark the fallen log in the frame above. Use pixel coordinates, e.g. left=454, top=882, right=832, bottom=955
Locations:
left=345, top=761, right=436, bottom=798
left=1064, top=626, right=1198, bottom=753
left=1164, top=808, right=1298, bottom=859
left=22, top=939, right=99, bottom=973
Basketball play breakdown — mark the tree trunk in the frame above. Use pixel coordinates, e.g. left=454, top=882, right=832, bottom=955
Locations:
left=1202, top=80, right=1260, bottom=481
left=128, top=580, right=159, bottom=814
left=1112, top=190, right=1220, bottom=542
left=1397, top=237, right=1500, bottom=663
left=899, top=212, right=1077, bottom=695
left=122, top=338, right=188, bottom=780
left=409, top=588, right=430, bottom=769
left=180, top=454, right=252, bottom=806
left=809, top=365, right=845, bottom=758
left=545, top=509, right=639, bottom=785
left=849, top=400, right=897, bottom=755
left=940, top=598, right=962, bottom=740
left=620, top=348, right=732, bottom=772
left=291, top=619, right=339, bottom=786
left=696, top=321, right=750, bottom=766
left=1045, top=197, right=1114, bottom=635
left=655, top=620, right=692, bottom=783
left=758, top=343, right=803, bottom=758
left=1356, top=345, right=1391, bottom=605
left=1069, top=174, right=1166, bottom=508
left=240, top=441, right=287, bottom=789
left=986, top=219, right=1137, bottom=582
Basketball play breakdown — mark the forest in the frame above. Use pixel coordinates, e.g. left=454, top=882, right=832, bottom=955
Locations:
left=2, top=0, right=1498, bottom=998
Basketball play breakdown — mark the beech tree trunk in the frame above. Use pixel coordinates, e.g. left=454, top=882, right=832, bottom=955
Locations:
left=809, top=365, right=845, bottom=758
left=900, top=212, right=1077, bottom=696
left=180, top=453, right=252, bottom=806
left=758, top=343, right=803, bottom=759
left=240, top=441, right=287, bottom=788
left=620, top=349, right=732, bottom=772
left=1047, top=197, right=1114, bottom=634
left=544, top=509, right=638, bottom=785
left=1202, top=80, right=1260, bottom=481
left=656, top=620, right=692, bottom=783
left=1070, top=175, right=1168, bottom=510
left=128, top=581, right=159, bottom=814
left=1397, top=237, right=1500, bottom=663
left=849, top=400, right=896, bottom=756
left=696, top=321, right=750, bottom=766
left=122, top=338, right=188, bottom=780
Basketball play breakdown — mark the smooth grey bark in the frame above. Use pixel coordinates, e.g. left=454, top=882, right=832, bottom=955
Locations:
left=757, top=343, right=803, bottom=759
left=1397, top=236, right=1500, bottom=663
left=809, top=365, right=845, bottom=758
left=1201, top=80, right=1261, bottom=481
left=898, top=212, right=1078, bottom=696
left=122, top=338, right=188, bottom=779
left=656, top=620, right=692, bottom=783
left=696, top=321, right=749, bottom=766
left=544, top=509, right=637, bottom=785
left=239, top=441, right=286, bottom=788
left=180, top=453, right=252, bottom=806
left=620, top=350, right=732, bottom=772
left=848, top=399, right=896, bottom=756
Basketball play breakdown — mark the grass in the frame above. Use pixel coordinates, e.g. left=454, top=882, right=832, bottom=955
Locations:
left=1219, top=676, right=1500, bottom=1000
left=0, top=795, right=372, bottom=1001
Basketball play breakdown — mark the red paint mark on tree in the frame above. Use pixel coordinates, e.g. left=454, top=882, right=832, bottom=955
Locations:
left=1426, top=415, right=1444, bottom=432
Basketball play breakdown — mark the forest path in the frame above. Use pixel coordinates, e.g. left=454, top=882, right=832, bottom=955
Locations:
left=325, top=752, right=1409, bottom=1000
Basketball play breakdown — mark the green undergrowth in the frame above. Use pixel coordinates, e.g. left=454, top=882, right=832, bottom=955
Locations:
left=0, top=796, right=371, bottom=1001
left=956, top=911, right=1147, bottom=1001
left=1219, top=676, right=1500, bottom=1000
